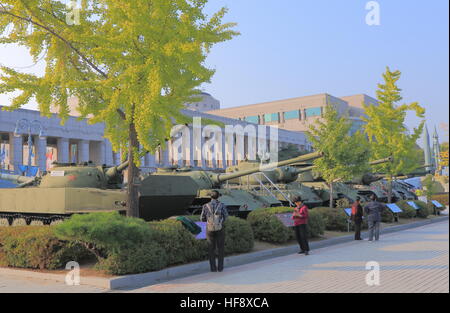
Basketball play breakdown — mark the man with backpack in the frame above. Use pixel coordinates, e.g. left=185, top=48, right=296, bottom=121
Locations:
left=351, top=196, right=364, bottom=240
left=201, top=190, right=228, bottom=272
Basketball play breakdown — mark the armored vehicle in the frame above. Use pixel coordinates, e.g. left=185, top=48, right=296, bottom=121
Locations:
left=223, top=161, right=324, bottom=208
left=0, top=161, right=129, bottom=226
left=296, top=158, right=393, bottom=206
left=138, top=151, right=322, bottom=220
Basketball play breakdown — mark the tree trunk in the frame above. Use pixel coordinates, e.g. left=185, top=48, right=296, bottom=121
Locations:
left=329, top=182, right=334, bottom=208
left=387, top=175, right=393, bottom=203
left=126, top=122, right=140, bottom=217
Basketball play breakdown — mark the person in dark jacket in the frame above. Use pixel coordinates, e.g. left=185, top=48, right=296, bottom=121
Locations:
left=351, top=197, right=364, bottom=240
left=364, top=194, right=385, bottom=242
left=292, top=196, right=310, bottom=255
left=201, top=190, right=228, bottom=272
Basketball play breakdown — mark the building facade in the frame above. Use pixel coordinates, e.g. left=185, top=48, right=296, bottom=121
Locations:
left=207, top=93, right=377, bottom=134
left=0, top=104, right=309, bottom=174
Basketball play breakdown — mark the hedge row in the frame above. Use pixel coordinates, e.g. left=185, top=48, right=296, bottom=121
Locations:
left=0, top=226, right=91, bottom=270
left=0, top=212, right=255, bottom=276
left=247, top=207, right=326, bottom=243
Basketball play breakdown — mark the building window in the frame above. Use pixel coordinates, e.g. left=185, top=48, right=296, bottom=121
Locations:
left=283, top=110, right=300, bottom=120
left=305, top=107, right=322, bottom=118
left=244, top=115, right=260, bottom=124
left=264, top=113, right=279, bottom=123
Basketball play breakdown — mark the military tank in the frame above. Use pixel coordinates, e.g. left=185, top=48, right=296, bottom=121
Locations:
left=222, top=161, right=324, bottom=208
left=137, top=151, right=322, bottom=220
left=0, top=161, right=129, bottom=226
left=296, top=158, right=393, bottom=206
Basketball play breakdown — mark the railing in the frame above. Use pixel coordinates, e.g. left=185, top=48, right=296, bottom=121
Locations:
left=249, top=172, right=294, bottom=207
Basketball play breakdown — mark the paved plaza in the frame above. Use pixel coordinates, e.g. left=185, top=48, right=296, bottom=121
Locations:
left=0, top=220, right=448, bottom=293
left=134, top=220, right=449, bottom=293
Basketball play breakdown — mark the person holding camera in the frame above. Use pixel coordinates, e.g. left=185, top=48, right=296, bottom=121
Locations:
left=292, top=196, right=310, bottom=255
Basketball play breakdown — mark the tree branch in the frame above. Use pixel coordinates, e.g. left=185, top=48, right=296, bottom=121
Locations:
left=0, top=5, right=108, bottom=79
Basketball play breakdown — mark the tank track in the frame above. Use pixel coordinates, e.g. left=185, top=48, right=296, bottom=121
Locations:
left=0, top=212, right=68, bottom=226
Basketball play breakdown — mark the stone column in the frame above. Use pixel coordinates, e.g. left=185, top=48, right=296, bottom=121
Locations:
left=145, top=153, right=156, bottom=168
left=99, top=141, right=106, bottom=165
left=189, top=126, right=195, bottom=167
left=10, top=134, right=23, bottom=172
left=162, top=146, right=170, bottom=167
left=221, top=131, right=226, bottom=169
left=57, top=137, right=69, bottom=163
left=36, top=136, right=47, bottom=172
left=200, top=130, right=206, bottom=169
left=104, top=140, right=114, bottom=166
left=79, top=140, right=90, bottom=163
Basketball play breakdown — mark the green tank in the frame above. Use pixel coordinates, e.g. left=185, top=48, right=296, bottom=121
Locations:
left=296, top=157, right=393, bottom=206
left=223, top=161, right=324, bottom=208
left=346, top=157, right=394, bottom=202
left=0, top=161, right=129, bottom=226
left=138, top=151, right=322, bottom=220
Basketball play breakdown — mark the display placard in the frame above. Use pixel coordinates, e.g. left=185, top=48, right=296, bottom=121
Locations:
left=344, top=208, right=352, bottom=217
left=407, top=201, right=420, bottom=210
left=275, top=213, right=295, bottom=227
left=386, top=203, right=403, bottom=213
left=195, top=222, right=207, bottom=240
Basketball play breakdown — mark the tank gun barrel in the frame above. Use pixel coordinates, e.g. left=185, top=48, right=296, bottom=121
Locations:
left=215, top=151, right=322, bottom=184
left=0, top=173, right=34, bottom=184
left=369, top=156, right=393, bottom=166
left=105, top=160, right=129, bottom=179
left=293, top=165, right=316, bottom=174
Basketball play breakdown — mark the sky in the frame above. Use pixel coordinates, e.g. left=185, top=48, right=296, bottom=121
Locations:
left=0, top=0, right=449, bottom=143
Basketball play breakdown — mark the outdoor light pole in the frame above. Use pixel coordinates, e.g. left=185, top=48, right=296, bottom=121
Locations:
left=14, top=118, right=43, bottom=176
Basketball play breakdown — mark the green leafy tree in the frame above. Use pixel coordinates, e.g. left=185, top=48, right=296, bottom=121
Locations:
left=363, top=67, right=426, bottom=202
left=0, top=0, right=238, bottom=216
left=307, top=106, right=370, bottom=208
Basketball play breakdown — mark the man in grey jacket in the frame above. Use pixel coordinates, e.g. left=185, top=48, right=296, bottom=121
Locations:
left=201, top=190, right=228, bottom=272
left=364, top=194, right=386, bottom=241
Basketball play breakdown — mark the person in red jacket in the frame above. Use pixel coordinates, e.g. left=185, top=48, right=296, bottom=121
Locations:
left=292, top=196, right=310, bottom=255
left=351, top=196, right=364, bottom=240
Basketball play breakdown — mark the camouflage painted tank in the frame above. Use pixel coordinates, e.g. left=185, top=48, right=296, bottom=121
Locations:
left=138, top=151, right=322, bottom=219
left=0, top=161, right=128, bottom=226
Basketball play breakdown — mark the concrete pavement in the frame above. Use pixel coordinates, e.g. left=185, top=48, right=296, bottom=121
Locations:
left=132, top=220, right=449, bottom=293
left=0, top=220, right=448, bottom=293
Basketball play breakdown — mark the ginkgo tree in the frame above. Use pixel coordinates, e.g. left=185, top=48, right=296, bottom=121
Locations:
left=0, top=0, right=238, bottom=217
left=307, top=106, right=370, bottom=208
left=363, top=67, right=425, bottom=203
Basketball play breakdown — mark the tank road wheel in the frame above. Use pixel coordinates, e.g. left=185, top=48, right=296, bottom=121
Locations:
left=0, top=218, right=10, bottom=227
left=12, top=218, right=27, bottom=227
left=50, top=219, right=63, bottom=226
left=29, top=220, right=44, bottom=226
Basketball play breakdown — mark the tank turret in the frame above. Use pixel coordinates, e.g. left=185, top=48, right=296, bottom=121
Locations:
left=225, top=161, right=316, bottom=185
left=138, top=151, right=322, bottom=220
left=15, top=161, right=130, bottom=189
left=348, top=157, right=394, bottom=185
left=0, top=161, right=129, bottom=226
